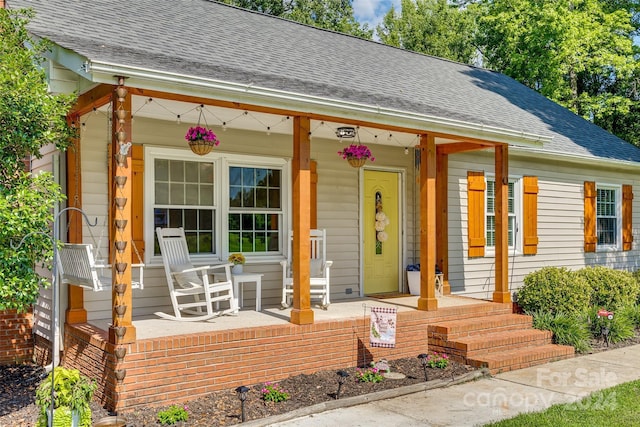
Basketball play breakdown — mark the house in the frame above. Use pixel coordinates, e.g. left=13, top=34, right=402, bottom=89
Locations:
left=5, top=0, right=640, bottom=412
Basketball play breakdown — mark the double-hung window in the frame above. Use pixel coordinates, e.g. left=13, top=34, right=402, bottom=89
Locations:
left=147, top=147, right=287, bottom=262
left=596, top=185, right=620, bottom=248
left=228, top=166, right=282, bottom=254
left=153, top=158, right=216, bottom=255
left=486, top=178, right=519, bottom=250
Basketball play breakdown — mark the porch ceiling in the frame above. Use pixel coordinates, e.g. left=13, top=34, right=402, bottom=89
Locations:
left=96, top=95, right=461, bottom=148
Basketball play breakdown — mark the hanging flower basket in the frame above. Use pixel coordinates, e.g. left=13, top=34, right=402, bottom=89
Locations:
left=347, top=156, right=367, bottom=168
left=338, top=144, right=374, bottom=168
left=185, top=125, right=219, bottom=156
left=188, top=139, right=216, bottom=155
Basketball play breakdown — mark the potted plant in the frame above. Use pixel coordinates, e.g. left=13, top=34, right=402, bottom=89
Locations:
left=228, top=252, right=245, bottom=274
left=35, top=366, right=97, bottom=427
left=185, top=125, right=220, bottom=156
left=337, top=144, right=375, bottom=167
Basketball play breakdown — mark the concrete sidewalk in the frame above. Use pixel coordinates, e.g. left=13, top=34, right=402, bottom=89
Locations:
left=252, top=344, right=640, bottom=427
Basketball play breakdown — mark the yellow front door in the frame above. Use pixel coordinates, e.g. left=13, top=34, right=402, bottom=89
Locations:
left=364, top=170, right=400, bottom=294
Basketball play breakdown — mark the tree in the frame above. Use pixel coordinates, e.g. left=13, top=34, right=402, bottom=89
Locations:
left=376, top=0, right=477, bottom=64
left=222, top=0, right=373, bottom=38
left=475, top=0, right=638, bottom=143
left=0, top=8, right=75, bottom=311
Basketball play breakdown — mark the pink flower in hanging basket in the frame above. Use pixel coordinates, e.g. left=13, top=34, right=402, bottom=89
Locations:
left=185, top=126, right=220, bottom=145
left=337, top=144, right=375, bottom=161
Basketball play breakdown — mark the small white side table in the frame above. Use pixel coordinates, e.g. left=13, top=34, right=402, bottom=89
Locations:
left=232, top=273, right=263, bottom=311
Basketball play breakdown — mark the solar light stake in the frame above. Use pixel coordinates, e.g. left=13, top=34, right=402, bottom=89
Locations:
left=235, top=385, right=250, bottom=422
left=418, top=353, right=429, bottom=382
left=336, top=370, right=350, bottom=399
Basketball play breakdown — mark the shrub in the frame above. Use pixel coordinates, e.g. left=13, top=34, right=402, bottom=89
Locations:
left=157, top=405, right=189, bottom=425
left=619, top=304, right=640, bottom=328
left=531, top=310, right=591, bottom=353
left=261, top=382, right=290, bottom=402
left=577, top=266, right=640, bottom=310
left=517, top=267, right=591, bottom=315
left=586, top=306, right=635, bottom=344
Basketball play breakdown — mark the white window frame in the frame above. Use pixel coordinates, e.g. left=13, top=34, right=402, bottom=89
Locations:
left=484, top=175, right=522, bottom=254
left=144, top=146, right=289, bottom=265
left=595, top=183, right=622, bottom=251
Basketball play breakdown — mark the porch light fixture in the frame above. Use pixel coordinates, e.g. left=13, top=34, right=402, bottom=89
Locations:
left=235, top=385, right=250, bottom=422
left=418, top=353, right=429, bottom=381
left=335, top=370, right=349, bottom=399
left=336, top=126, right=357, bottom=139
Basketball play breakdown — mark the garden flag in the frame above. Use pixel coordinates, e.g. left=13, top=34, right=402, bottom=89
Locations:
left=370, top=306, right=397, bottom=348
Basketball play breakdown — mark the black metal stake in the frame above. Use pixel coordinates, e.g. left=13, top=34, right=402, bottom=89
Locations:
left=336, top=370, right=349, bottom=399
left=418, top=353, right=428, bottom=382
left=235, top=385, right=250, bottom=422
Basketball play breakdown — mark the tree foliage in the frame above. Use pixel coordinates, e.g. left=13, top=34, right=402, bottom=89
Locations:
left=0, top=8, right=75, bottom=312
left=222, top=0, right=372, bottom=38
left=376, top=0, right=477, bottom=64
left=1, top=8, right=75, bottom=185
left=475, top=0, right=639, bottom=144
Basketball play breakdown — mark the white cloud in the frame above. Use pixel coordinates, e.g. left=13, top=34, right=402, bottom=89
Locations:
left=353, top=0, right=399, bottom=30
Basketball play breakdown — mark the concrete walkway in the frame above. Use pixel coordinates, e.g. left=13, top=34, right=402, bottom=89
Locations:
left=250, top=344, right=640, bottom=427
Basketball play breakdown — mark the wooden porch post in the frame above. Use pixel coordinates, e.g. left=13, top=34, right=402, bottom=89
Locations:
left=435, top=147, right=450, bottom=295
left=108, top=78, right=136, bottom=343
left=493, top=144, right=511, bottom=303
left=65, top=113, right=87, bottom=324
left=418, top=134, right=438, bottom=311
left=290, top=116, right=314, bottom=325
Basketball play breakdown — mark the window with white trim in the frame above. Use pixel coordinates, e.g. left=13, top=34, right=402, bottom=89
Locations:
left=147, top=147, right=287, bottom=262
left=596, top=185, right=620, bottom=248
left=228, top=166, right=282, bottom=254
left=486, top=178, right=520, bottom=249
left=153, top=158, right=216, bottom=255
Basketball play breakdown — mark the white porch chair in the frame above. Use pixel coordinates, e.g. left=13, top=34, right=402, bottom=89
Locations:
left=155, top=227, right=237, bottom=321
left=280, top=229, right=333, bottom=309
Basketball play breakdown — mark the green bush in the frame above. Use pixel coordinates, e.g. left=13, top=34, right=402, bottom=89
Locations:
left=577, top=266, right=640, bottom=310
left=619, top=304, right=640, bottom=328
left=531, top=310, right=591, bottom=353
left=586, top=306, right=635, bottom=344
left=517, top=267, right=591, bottom=315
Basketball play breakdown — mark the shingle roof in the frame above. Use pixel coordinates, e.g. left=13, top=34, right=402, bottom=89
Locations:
left=8, top=0, right=640, bottom=163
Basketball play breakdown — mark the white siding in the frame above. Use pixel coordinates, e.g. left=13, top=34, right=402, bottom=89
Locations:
left=446, top=150, right=640, bottom=298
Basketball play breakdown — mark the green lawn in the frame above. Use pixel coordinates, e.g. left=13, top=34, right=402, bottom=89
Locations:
left=484, top=380, right=640, bottom=427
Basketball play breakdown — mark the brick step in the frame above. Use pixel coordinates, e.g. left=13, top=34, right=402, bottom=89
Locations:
left=466, top=344, right=575, bottom=375
left=427, top=301, right=513, bottom=323
left=428, top=314, right=533, bottom=340
left=440, top=329, right=553, bottom=359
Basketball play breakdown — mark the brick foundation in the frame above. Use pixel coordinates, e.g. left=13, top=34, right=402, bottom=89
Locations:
left=0, top=309, right=34, bottom=365
left=64, top=309, right=432, bottom=412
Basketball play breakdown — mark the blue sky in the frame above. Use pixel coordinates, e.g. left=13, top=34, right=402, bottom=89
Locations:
left=353, top=0, right=398, bottom=30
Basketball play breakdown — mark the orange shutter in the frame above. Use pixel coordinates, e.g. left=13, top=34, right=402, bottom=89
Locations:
left=467, top=171, right=486, bottom=257
left=584, top=181, right=597, bottom=252
left=311, top=160, right=318, bottom=229
left=522, top=176, right=539, bottom=255
left=623, top=184, right=633, bottom=251
left=108, top=144, right=145, bottom=261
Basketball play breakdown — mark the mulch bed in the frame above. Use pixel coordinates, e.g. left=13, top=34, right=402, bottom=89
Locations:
left=2, top=330, right=639, bottom=427
left=0, top=356, right=475, bottom=427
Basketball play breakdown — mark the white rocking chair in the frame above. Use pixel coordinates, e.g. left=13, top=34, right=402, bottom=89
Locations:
left=280, top=229, right=333, bottom=309
left=155, top=227, right=237, bottom=322
left=57, top=243, right=144, bottom=291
